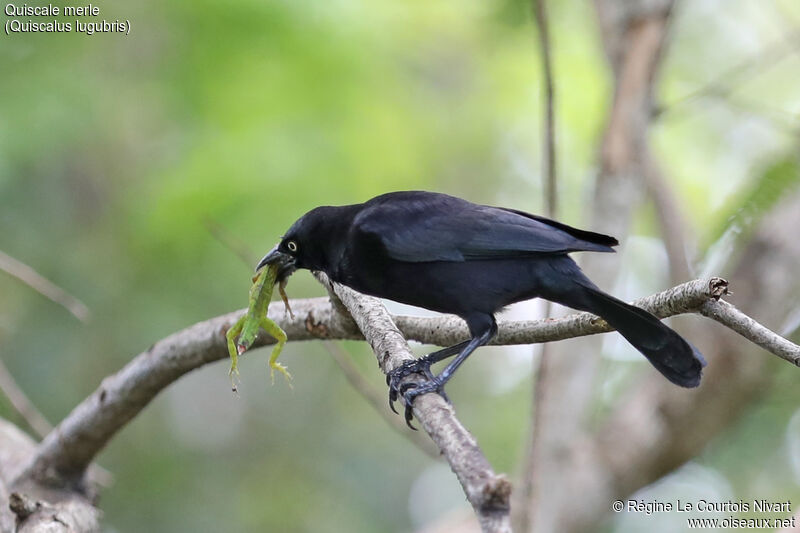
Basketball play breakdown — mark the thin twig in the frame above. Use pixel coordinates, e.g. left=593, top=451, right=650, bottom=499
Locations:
left=523, top=1, right=558, bottom=530
left=643, top=149, right=692, bottom=284
left=0, top=250, right=90, bottom=323
left=532, top=0, right=556, bottom=218
left=0, top=358, right=53, bottom=439
left=202, top=218, right=257, bottom=267
left=658, top=29, right=800, bottom=116
left=323, top=342, right=440, bottom=459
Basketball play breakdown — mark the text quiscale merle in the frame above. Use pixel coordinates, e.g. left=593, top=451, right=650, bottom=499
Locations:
left=4, top=3, right=100, bottom=16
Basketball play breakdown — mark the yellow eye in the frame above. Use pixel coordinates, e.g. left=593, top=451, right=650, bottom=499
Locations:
left=287, top=241, right=298, bottom=252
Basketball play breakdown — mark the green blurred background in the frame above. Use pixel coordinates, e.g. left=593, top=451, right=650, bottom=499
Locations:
left=1, top=0, right=799, bottom=531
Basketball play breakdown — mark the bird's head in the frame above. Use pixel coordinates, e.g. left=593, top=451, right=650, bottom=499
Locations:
left=256, top=206, right=343, bottom=280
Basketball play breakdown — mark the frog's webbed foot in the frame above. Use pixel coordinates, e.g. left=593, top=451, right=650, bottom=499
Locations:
left=260, top=317, right=292, bottom=387
left=269, top=361, right=293, bottom=386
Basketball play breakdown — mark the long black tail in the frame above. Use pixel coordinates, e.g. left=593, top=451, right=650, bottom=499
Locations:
left=558, top=284, right=706, bottom=387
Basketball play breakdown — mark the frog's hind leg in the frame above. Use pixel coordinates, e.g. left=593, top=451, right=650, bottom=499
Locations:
left=225, top=320, right=244, bottom=391
left=261, top=318, right=292, bottom=386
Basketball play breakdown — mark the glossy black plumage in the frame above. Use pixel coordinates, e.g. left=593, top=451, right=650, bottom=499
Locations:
left=260, top=191, right=705, bottom=425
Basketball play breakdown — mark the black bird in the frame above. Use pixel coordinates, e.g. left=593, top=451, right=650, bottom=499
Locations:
left=259, top=191, right=705, bottom=426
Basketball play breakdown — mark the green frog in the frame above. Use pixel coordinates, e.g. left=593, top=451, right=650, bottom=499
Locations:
left=226, top=262, right=294, bottom=391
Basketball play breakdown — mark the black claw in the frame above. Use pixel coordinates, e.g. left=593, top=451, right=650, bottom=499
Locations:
left=399, top=379, right=451, bottom=429
left=402, top=384, right=421, bottom=429
left=388, top=387, right=399, bottom=414
left=402, top=385, right=420, bottom=429
left=399, top=382, right=417, bottom=396
left=386, top=357, right=451, bottom=429
left=386, top=359, right=430, bottom=421
left=405, top=405, right=417, bottom=430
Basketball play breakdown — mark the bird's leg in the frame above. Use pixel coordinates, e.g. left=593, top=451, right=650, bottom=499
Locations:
left=398, top=323, right=497, bottom=429
left=386, top=340, right=470, bottom=413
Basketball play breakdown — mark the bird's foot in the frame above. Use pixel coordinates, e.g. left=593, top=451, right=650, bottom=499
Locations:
left=386, top=358, right=435, bottom=413
left=397, top=379, right=448, bottom=430
left=386, top=358, right=450, bottom=429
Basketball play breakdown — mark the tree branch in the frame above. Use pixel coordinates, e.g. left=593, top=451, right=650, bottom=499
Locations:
left=7, top=269, right=798, bottom=533
left=0, top=358, right=113, bottom=489
left=10, top=297, right=359, bottom=489
left=0, top=419, right=100, bottom=533
left=313, top=272, right=512, bottom=533
left=11, top=275, right=796, bottom=490
left=699, top=298, right=800, bottom=365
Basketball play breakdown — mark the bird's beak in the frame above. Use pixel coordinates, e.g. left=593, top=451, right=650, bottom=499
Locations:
left=256, top=245, right=297, bottom=282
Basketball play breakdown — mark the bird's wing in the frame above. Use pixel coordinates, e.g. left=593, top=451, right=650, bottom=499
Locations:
left=353, top=192, right=618, bottom=263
